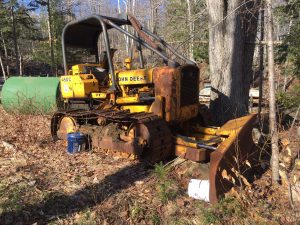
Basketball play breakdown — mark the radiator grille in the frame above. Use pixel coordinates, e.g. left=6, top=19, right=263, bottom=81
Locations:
left=180, top=67, right=199, bottom=107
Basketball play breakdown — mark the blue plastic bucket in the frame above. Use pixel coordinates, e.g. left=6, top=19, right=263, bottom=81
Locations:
left=67, top=132, right=86, bottom=154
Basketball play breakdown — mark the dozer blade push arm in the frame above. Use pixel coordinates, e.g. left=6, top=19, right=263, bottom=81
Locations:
left=175, top=135, right=217, bottom=151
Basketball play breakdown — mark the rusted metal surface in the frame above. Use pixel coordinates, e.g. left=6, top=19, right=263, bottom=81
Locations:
left=139, top=118, right=173, bottom=162
left=149, top=96, right=164, bottom=119
left=92, top=136, right=144, bottom=155
left=175, top=144, right=207, bottom=162
left=179, top=65, right=199, bottom=107
left=51, top=110, right=82, bottom=141
left=209, top=114, right=257, bottom=203
left=174, top=134, right=220, bottom=161
left=128, top=15, right=160, bottom=51
left=177, top=104, right=199, bottom=122
left=192, top=126, right=218, bottom=135
left=153, top=65, right=199, bottom=123
left=51, top=109, right=173, bottom=163
left=57, top=116, right=77, bottom=139
left=153, top=66, right=177, bottom=122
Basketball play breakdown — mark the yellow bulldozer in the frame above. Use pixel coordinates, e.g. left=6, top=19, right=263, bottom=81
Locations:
left=51, top=14, right=258, bottom=203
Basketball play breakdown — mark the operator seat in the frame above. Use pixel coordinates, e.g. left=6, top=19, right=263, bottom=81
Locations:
left=94, top=48, right=117, bottom=85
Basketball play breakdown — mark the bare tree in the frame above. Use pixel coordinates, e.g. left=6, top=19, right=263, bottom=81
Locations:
left=1, top=31, right=9, bottom=76
left=207, top=0, right=260, bottom=125
left=150, top=0, right=158, bottom=34
left=0, top=54, right=6, bottom=80
left=10, top=0, right=20, bottom=75
left=258, top=7, right=265, bottom=118
left=118, top=0, right=130, bottom=57
left=118, top=0, right=136, bottom=58
left=17, top=43, right=22, bottom=75
left=266, top=0, right=279, bottom=183
left=46, top=0, right=56, bottom=75
left=186, top=0, right=194, bottom=60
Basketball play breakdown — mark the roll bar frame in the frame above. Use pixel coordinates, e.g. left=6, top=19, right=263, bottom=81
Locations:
left=62, top=14, right=196, bottom=94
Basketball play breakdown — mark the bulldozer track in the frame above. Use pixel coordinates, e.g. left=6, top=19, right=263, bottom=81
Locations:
left=51, top=109, right=173, bottom=163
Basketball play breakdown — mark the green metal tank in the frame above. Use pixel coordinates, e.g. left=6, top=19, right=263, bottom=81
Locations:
left=1, top=77, right=61, bottom=114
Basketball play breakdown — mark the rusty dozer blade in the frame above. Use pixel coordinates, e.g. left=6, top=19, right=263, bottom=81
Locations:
left=174, top=114, right=257, bottom=203
left=209, top=114, right=257, bottom=203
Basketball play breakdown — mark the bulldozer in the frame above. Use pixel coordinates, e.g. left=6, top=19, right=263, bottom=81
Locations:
left=50, top=14, right=258, bottom=203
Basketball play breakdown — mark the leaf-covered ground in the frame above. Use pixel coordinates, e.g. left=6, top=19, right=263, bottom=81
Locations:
left=0, top=106, right=299, bottom=225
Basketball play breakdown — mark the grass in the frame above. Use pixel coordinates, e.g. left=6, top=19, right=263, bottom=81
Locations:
left=196, top=197, right=246, bottom=224
left=154, top=162, right=178, bottom=203
left=147, top=212, right=161, bottom=225
left=129, top=201, right=144, bottom=220
left=0, top=182, right=26, bottom=214
left=166, top=219, right=190, bottom=225
left=75, top=209, right=98, bottom=225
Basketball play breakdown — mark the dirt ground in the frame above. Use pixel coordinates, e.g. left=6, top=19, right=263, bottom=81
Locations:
left=0, top=106, right=299, bottom=225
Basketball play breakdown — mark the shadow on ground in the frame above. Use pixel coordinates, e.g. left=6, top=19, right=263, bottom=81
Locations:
left=0, top=163, right=151, bottom=225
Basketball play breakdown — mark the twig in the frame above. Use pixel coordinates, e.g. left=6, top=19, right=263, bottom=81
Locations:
left=164, top=154, right=187, bottom=170
left=290, top=104, right=300, bottom=131
left=288, top=182, right=295, bottom=210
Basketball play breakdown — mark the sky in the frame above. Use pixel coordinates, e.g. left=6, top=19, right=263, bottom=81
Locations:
left=18, top=0, right=120, bottom=17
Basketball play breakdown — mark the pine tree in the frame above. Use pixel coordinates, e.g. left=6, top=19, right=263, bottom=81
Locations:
left=0, top=0, right=36, bottom=76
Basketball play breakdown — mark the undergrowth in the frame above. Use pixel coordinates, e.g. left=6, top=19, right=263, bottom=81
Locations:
left=199, top=197, right=246, bottom=224
left=277, top=84, right=300, bottom=109
left=0, top=182, right=26, bottom=214
left=154, top=162, right=178, bottom=203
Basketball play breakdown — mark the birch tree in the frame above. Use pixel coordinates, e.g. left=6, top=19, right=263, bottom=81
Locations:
left=266, top=0, right=279, bottom=183
left=118, top=0, right=130, bottom=56
left=0, top=54, right=6, bottom=80
left=118, top=0, right=136, bottom=58
left=0, top=32, right=9, bottom=76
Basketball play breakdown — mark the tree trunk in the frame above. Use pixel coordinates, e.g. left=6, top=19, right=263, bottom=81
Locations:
left=17, top=44, right=23, bottom=75
left=65, top=0, right=74, bottom=22
left=258, top=7, right=265, bottom=117
left=282, top=17, right=293, bottom=92
left=266, top=0, right=279, bottom=183
left=10, top=0, right=20, bottom=75
left=150, top=0, right=155, bottom=34
left=207, top=0, right=260, bottom=125
left=186, top=0, right=194, bottom=60
left=130, top=0, right=136, bottom=56
left=47, top=0, right=56, bottom=76
left=0, top=54, right=6, bottom=80
left=118, top=0, right=131, bottom=57
left=1, top=31, right=9, bottom=76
